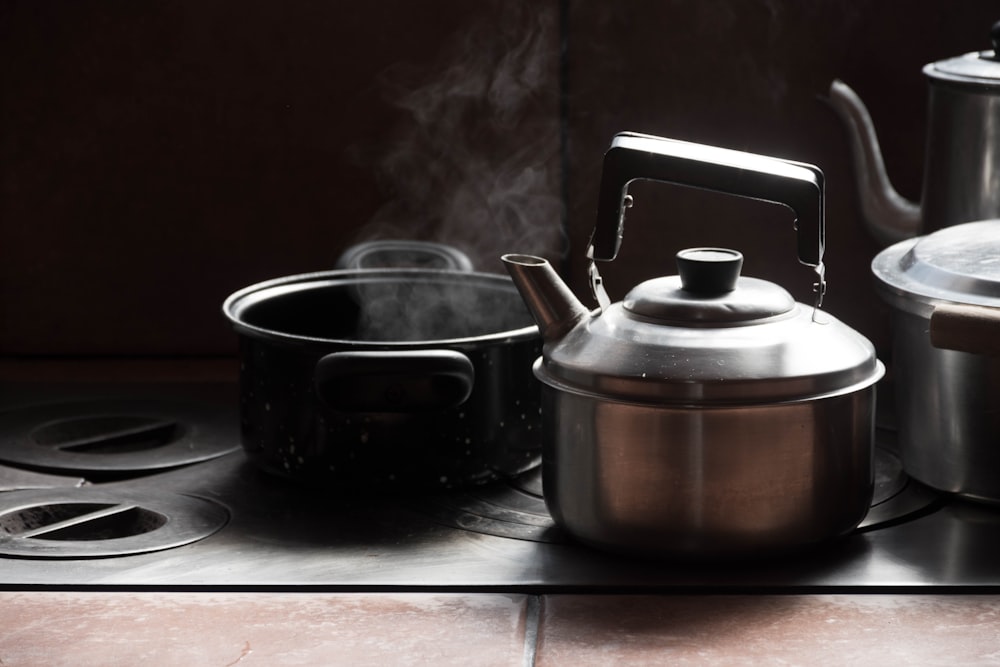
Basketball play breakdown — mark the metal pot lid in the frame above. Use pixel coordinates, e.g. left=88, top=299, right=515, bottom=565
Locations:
left=924, top=22, right=1000, bottom=90
left=872, top=220, right=1000, bottom=316
left=538, top=249, right=883, bottom=405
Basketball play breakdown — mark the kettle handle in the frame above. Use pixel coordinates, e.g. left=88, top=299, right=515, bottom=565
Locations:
left=588, top=132, right=825, bottom=304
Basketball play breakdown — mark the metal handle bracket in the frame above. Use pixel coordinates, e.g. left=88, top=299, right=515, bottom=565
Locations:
left=589, top=132, right=827, bottom=309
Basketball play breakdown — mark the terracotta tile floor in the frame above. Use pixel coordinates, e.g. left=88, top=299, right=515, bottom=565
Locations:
left=2, top=593, right=1000, bottom=666
left=536, top=595, right=1000, bottom=666
left=0, top=592, right=530, bottom=666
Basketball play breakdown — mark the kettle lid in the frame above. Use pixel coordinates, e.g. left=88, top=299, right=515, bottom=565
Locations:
left=538, top=249, right=882, bottom=405
left=624, top=248, right=795, bottom=323
left=924, top=21, right=1000, bottom=90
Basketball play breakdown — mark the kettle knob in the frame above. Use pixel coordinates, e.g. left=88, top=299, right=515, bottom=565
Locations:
left=992, top=20, right=1000, bottom=59
left=677, top=248, right=743, bottom=294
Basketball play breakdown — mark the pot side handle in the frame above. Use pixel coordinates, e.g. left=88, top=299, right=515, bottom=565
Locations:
left=930, top=303, right=1000, bottom=356
left=334, top=240, right=474, bottom=272
left=314, top=350, right=475, bottom=413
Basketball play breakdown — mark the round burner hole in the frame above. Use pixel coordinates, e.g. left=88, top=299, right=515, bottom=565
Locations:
left=0, top=502, right=168, bottom=541
left=0, top=399, right=240, bottom=476
left=31, top=416, right=182, bottom=454
left=0, top=489, right=229, bottom=559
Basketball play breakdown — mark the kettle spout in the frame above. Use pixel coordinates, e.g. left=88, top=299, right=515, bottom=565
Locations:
left=502, top=254, right=591, bottom=343
left=828, top=79, right=922, bottom=245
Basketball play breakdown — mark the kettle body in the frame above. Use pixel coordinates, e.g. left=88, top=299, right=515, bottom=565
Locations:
left=920, top=74, right=1000, bottom=233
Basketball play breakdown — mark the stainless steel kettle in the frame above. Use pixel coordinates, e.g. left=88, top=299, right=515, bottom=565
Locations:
left=829, top=21, right=1000, bottom=245
left=502, top=133, right=884, bottom=557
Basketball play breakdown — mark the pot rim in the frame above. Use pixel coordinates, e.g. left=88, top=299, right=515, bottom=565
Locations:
left=222, top=267, right=540, bottom=347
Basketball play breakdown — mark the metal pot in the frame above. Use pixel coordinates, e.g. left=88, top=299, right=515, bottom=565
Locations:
left=503, top=133, right=884, bottom=558
left=829, top=21, right=1000, bottom=245
left=873, top=219, right=1000, bottom=503
left=222, top=253, right=542, bottom=490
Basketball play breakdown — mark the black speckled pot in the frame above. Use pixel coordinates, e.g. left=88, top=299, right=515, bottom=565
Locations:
left=223, top=268, right=542, bottom=490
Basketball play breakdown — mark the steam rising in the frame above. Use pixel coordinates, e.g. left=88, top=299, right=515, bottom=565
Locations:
left=357, top=2, right=565, bottom=270
left=352, top=277, right=532, bottom=342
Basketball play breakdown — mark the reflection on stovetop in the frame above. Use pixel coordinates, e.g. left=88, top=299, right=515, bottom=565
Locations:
left=0, top=380, right=998, bottom=590
left=411, top=442, right=941, bottom=545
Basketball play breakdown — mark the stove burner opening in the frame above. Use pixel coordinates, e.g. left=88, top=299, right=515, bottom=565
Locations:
left=0, top=399, right=240, bottom=477
left=0, top=489, right=230, bottom=559
left=31, top=416, right=183, bottom=455
left=0, top=502, right=168, bottom=541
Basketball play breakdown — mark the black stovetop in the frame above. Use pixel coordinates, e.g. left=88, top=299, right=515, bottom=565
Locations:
left=0, top=374, right=998, bottom=591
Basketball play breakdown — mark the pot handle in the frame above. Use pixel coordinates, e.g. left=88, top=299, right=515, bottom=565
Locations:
left=334, top=240, right=474, bottom=272
left=314, top=350, right=475, bottom=412
left=588, top=132, right=826, bottom=309
left=930, top=303, right=1000, bottom=356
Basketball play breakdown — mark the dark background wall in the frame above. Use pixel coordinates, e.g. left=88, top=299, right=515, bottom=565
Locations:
left=2, top=1, right=998, bottom=359
left=563, top=1, right=999, bottom=362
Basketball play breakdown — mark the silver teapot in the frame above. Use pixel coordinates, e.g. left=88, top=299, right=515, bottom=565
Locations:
left=829, top=21, right=1000, bottom=245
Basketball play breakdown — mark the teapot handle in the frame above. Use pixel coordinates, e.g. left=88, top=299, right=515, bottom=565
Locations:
left=588, top=132, right=826, bottom=307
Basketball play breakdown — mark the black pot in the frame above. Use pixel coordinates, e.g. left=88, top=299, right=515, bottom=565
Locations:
left=222, top=267, right=542, bottom=490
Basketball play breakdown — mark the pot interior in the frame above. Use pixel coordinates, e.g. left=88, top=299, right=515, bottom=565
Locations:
left=234, top=273, right=536, bottom=343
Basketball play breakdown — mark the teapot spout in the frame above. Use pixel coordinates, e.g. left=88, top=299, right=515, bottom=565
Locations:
left=502, top=254, right=591, bottom=343
left=828, top=79, right=922, bottom=245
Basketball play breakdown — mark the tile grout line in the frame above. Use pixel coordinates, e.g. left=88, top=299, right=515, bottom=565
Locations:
left=522, top=594, right=542, bottom=667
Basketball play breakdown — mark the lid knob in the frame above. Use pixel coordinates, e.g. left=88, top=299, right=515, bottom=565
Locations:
left=677, top=248, right=744, bottom=294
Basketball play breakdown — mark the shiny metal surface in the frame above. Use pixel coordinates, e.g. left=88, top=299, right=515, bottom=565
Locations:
left=889, top=308, right=1000, bottom=501
left=0, top=399, right=239, bottom=475
left=0, top=378, right=998, bottom=590
left=0, top=488, right=228, bottom=558
left=830, top=37, right=1000, bottom=244
left=929, top=48, right=1000, bottom=86
left=873, top=222, right=1000, bottom=501
left=920, top=78, right=1000, bottom=232
left=536, top=303, right=883, bottom=404
left=540, top=385, right=877, bottom=557
left=0, top=439, right=993, bottom=591
left=506, top=133, right=879, bottom=406
left=624, top=272, right=794, bottom=324
left=501, top=254, right=591, bottom=344
left=504, top=135, right=882, bottom=556
left=872, top=221, right=1000, bottom=314
left=415, top=446, right=937, bottom=541
left=505, top=253, right=882, bottom=405
left=0, top=464, right=84, bottom=492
